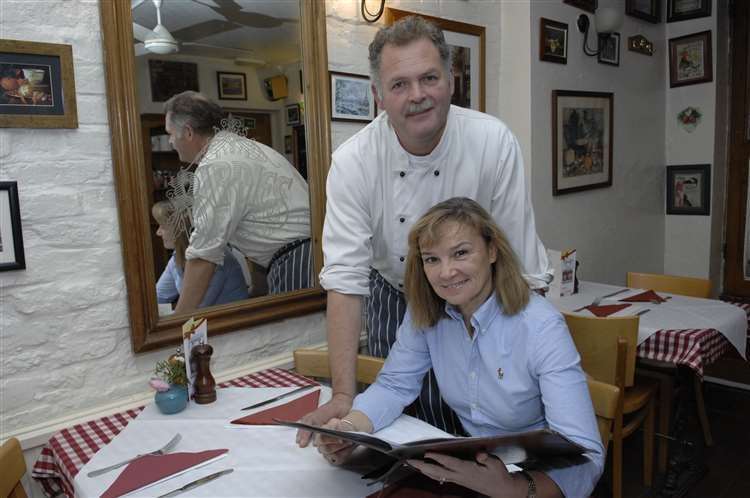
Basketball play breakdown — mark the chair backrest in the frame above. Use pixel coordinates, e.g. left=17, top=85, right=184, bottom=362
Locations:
left=0, top=437, right=28, bottom=498
left=626, top=272, right=711, bottom=298
left=586, top=338, right=627, bottom=449
left=293, top=349, right=385, bottom=385
left=564, top=313, right=639, bottom=388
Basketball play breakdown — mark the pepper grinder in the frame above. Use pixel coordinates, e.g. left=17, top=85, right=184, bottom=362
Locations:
left=192, top=344, right=216, bottom=404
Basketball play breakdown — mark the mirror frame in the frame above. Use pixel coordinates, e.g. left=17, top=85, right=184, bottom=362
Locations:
left=99, top=0, right=331, bottom=353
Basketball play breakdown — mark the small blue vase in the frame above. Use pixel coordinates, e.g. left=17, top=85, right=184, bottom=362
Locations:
left=154, top=385, right=188, bottom=414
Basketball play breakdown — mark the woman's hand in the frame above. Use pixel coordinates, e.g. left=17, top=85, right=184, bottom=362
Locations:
left=407, top=452, right=528, bottom=498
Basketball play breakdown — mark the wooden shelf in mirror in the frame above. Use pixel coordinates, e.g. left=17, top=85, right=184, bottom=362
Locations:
left=99, top=0, right=331, bottom=352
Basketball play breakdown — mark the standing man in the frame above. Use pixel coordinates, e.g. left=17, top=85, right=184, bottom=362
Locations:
left=298, top=16, right=552, bottom=442
left=163, top=91, right=313, bottom=313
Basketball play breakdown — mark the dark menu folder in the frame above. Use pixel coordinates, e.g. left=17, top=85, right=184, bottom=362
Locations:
left=276, top=420, right=585, bottom=464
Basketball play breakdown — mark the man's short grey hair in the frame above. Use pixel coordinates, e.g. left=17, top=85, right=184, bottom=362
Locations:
left=163, top=91, right=223, bottom=137
left=368, top=15, right=452, bottom=95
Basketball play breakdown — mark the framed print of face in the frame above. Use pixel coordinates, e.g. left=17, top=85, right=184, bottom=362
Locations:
left=539, top=18, right=568, bottom=64
left=0, top=181, right=26, bottom=271
left=0, top=39, right=78, bottom=128
left=666, top=164, right=711, bottom=215
left=669, top=30, right=713, bottom=87
left=552, top=90, right=614, bottom=195
left=329, top=71, right=376, bottom=122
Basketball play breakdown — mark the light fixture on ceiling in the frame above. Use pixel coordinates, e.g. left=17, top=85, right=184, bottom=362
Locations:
left=143, top=0, right=178, bottom=54
left=577, top=7, right=624, bottom=57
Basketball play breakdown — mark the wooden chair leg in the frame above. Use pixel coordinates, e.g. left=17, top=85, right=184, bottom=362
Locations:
left=693, top=375, right=713, bottom=446
left=658, top=375, right=673, bottom=472
left=612, top=428, right=623, bottom=498
left=643, top=397, right=655, bottom=486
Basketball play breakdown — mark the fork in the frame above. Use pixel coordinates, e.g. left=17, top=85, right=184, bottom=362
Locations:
left=574, top=289, right=628, bottom=312
left=87, top=433, right=182, bottom=477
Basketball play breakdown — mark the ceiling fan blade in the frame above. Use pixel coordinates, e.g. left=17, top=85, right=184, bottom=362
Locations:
left=197, top=0, right=297, bottom=28
left=134, top=43, right=149, bottom=57
left=171, top=19, right=240, bottom=42
left=132, top=22, right=152, bottom=42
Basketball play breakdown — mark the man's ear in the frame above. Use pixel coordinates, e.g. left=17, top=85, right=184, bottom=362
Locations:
left=183, top=124, right=195, bottom=141
left=372, top=84, right=383, bottom=109
left=448, top=68, right=455, bottom=97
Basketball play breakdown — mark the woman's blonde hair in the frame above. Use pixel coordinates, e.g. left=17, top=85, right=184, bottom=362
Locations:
left=152, top=201, right=191, bottom=270
left=404, top=197, right=530, bottom=328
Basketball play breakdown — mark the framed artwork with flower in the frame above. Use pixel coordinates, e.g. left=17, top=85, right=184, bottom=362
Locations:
left=539, top=18, right=568, bottom=64
left=666, top=164, right=710, bottom=215
left=677, top=106, right=702, bottom=132
left=669, top=31, right=712, bottom=87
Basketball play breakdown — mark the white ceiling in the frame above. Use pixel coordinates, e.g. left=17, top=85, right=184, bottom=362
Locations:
left=131, top=0, right=301, bottom=65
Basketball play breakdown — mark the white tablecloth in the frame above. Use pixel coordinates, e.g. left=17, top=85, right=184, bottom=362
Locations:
left=549, top=281, right=747, bottom=359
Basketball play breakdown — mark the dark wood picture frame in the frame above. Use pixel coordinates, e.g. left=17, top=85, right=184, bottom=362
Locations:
left=626, top=0, right=661, bottom=23
left=563, top=0, right=597, bottom=13
left=667, top=0, right=711, bottom=23
left=0, top=181, right=26, bottom=271
left=669, top=30, right=713, bottom=88
left=0, top=39, right=78, bottom=128
left=539, top=18, right=568, bottom=64
left=598, top=33, right=621, bottom=66
left=286, top=103, right=301, bottom=125
left=329, top=71, right=376, bottom=122
left=552, top=90, right=614, bottom=196
left=386, top=8, right=486, bottom=112
left=149, top=60, right=199, bottom=102
left=216, top=71, right=247, bottom=100
left=666, top=164, right=711, bottom=215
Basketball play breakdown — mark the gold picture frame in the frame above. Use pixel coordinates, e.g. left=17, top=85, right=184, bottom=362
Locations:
left=0, top=39, right=78, bottom=128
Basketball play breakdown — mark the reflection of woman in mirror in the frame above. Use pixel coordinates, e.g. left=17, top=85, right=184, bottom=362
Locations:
left=314, top=198, right=603, bottom=498
left=152, top=201, right=249, bottom=309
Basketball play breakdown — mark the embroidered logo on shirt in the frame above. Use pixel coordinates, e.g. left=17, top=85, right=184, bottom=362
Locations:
left=497, top=367, right=504, bottom=380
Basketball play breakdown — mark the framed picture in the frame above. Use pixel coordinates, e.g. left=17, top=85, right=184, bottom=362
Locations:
left=216, top=71, right=247, bottom=100
left=284, top=135, right=292, bottom=154
left=149, top=60, right=199, bottom=102
left=598, top=33, right=621, bottom=66
left=552, top=90, right=614, bottom=196
left=286, top=103, right=301, bottom=126
left=329, top=71, right=376, bottom=122
left=667, top=0, right=711, bottom=23
left=563, top=0, right=597, bottom=13
left=386, top=8, right=485, bottom=112
left=0, top=182, right=26, bottom=271
left=539, top=18, right=568, bottom=64
left=0, top=39, right=78, bottom=128
left=626, top=0, right=661, bottom=23
left=669, top=31, right=712, bottom=88
left=666, top=164, right=710, bottom=215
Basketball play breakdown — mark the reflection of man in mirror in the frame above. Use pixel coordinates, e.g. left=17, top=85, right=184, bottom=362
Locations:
left=163, top=91, right=312, bottom=314
left=298, top=16, right=551, bottom=443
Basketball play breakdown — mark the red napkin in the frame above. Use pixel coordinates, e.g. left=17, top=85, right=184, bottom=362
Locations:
left=583, top=303, right=631, bottom=317
left=230, top=389, right=320, bottom=425
left=100, top=449, right=228, bottom=498
left=620, top=289, right=667, bottom=303
left=366, top=473, right=475, bottom=497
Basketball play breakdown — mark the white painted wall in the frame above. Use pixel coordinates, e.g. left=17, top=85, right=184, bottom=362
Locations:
left=663, top=5, right=717, bottom=279
left=529, top=0, right=667, bottom=285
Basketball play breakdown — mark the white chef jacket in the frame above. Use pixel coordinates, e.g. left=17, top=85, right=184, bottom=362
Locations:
left=320, top=105, right=551, bottom=295
left=187, top=131, right=311, bottom=268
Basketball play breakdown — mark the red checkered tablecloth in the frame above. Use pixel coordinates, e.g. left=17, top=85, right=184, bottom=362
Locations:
left=31, top=368, right=315, bottom=498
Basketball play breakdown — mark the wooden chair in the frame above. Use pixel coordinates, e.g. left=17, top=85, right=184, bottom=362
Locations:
left=586, top=339, right=626, bottom=452
left=564, top=314, right=657, bottom=498
left=0, top=437, right=28, bottom=498
left=626, top=271, right=714, bottom=466
left=293, top=349, right=384, bottom=386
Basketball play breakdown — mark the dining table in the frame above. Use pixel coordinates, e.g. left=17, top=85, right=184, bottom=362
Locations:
left=550, top=281, right=749, bottom=498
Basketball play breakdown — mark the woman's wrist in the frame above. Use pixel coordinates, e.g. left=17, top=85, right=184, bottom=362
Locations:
left=340, top=410, right=374, bottom=433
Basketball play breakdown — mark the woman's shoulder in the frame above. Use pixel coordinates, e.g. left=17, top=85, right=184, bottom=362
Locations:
left=516, top=294, right=566, bottom=336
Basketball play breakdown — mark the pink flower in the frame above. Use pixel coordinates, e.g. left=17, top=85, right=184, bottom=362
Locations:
left=149, top=378, right=170, bottom=392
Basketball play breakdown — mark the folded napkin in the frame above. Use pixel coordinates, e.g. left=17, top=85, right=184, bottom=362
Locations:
left=620, top=289, right=667, bottom=303
left=366, top=473, right=475, bottom=498
left=230, top=389, right=320, bottom=425
left=583, top=303, right=631, bottom=317
left=101, top=449, right=228, bottom=498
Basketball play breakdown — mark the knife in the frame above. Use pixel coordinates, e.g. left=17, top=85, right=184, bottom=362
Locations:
left=156, top=468, right=233, bottom=498
left=601, top=288, right=629, bottom=299
left=240, top=385, right=314, bottom=411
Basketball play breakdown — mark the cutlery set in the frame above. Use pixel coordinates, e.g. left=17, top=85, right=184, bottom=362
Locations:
left=575, top=288, right=663, bottom=316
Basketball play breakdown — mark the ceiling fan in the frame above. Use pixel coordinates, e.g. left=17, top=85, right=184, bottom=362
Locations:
left=131, top=0, right=268, bottom=64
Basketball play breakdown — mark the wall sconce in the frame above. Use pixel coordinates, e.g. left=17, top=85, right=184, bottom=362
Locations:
left=628, top=35, right=654, bottom=56
left=577, top=7, right=624, bottom=56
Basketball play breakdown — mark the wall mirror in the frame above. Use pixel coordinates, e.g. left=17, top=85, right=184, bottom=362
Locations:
left=100, top=0, right=330, bottom=352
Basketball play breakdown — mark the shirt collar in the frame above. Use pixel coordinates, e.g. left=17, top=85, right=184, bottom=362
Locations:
left=443, top=291, right=502, bottom=334
left=387, top=105, right=455, bottom=170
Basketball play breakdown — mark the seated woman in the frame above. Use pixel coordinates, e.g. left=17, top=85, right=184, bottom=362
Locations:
left=314, top=197, right=604, bottom=497
left=152, top=200, right=249, bottom=308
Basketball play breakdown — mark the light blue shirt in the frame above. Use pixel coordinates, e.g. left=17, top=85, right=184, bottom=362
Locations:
left=156, top=247, right=249, bottom=308
left=353, top=294, right=604, bottom=497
